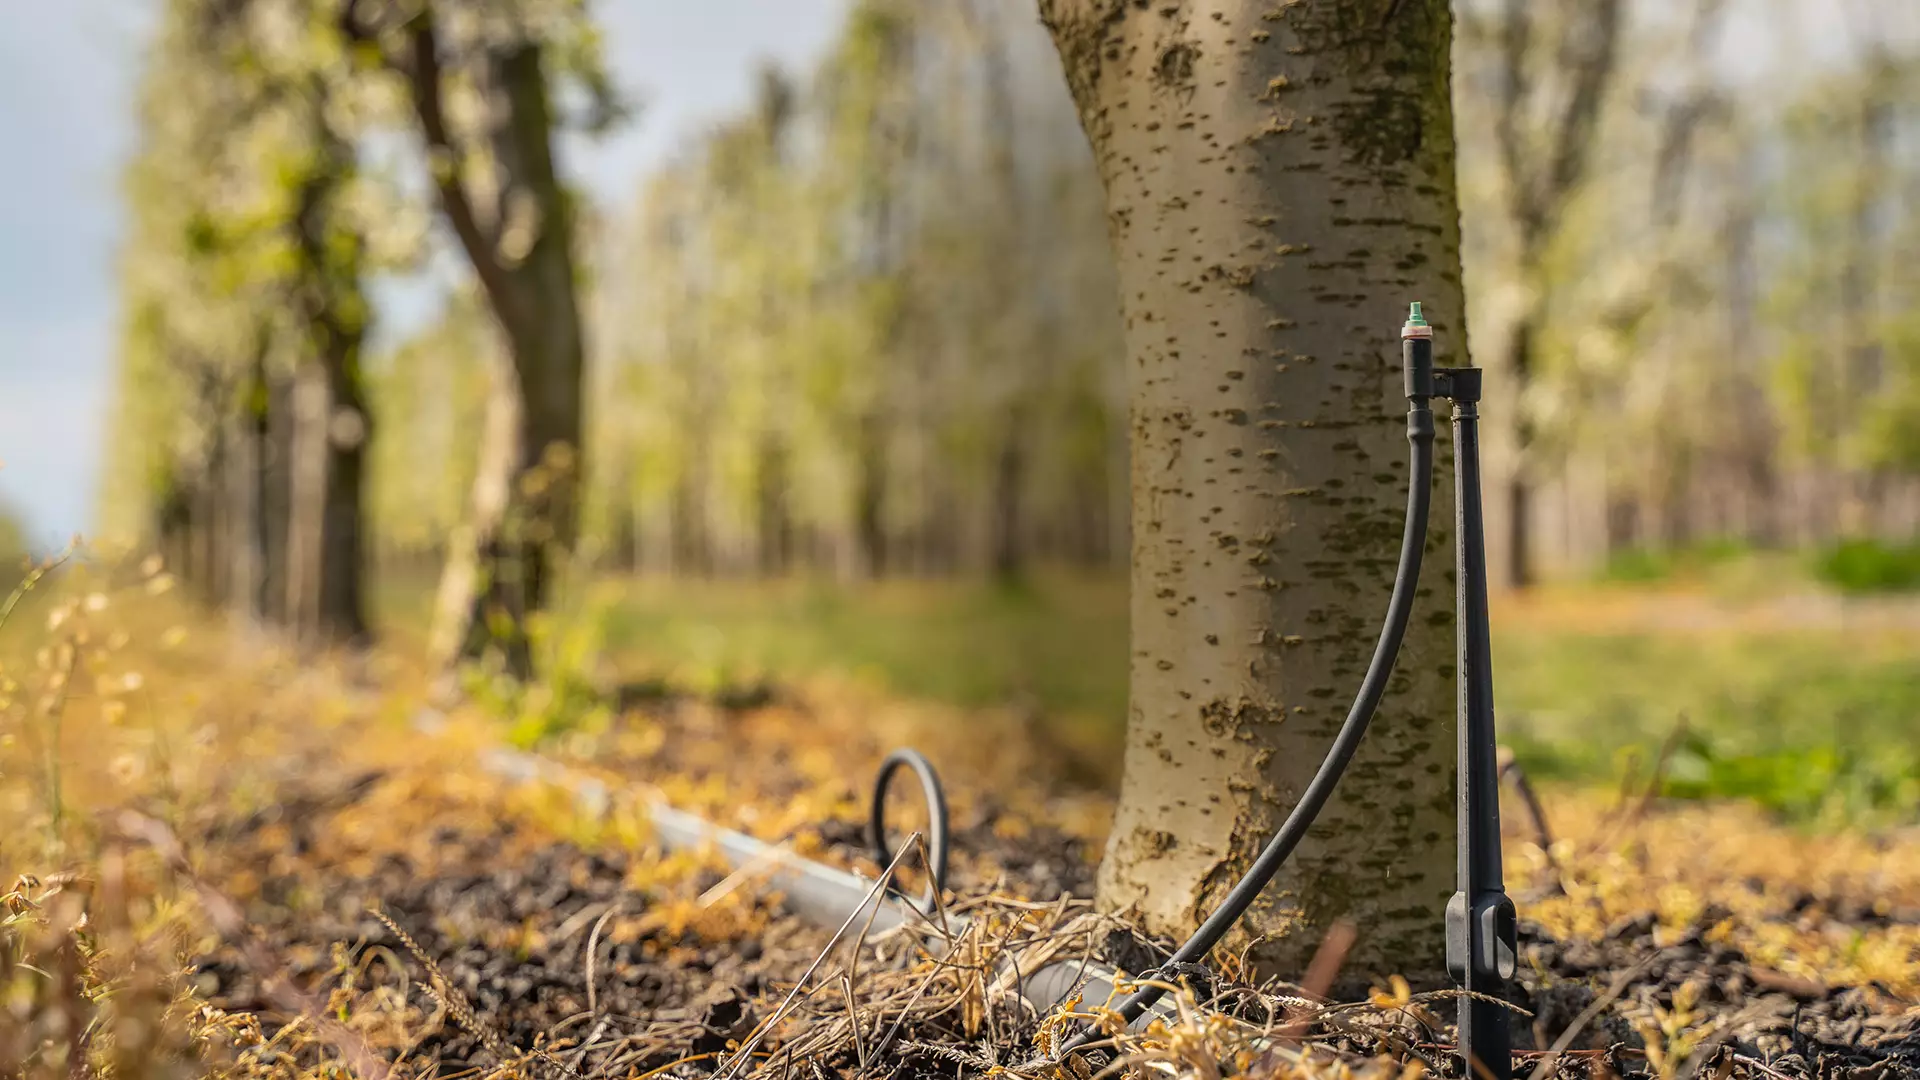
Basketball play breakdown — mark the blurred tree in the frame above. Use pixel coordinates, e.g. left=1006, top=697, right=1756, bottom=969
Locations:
left=1037, top=0, right=1463, bottom=975
left=106, top=0, right=381, bottom=647
left=367, top=290, right=495, bottom=572
left=1458, top=0, right=1626, bottom=589
left=0, top=498, right=31, bottom=568
left=1769, top=48, right=1920, bottom=539
left=335, top=0, right=619, bottom=678
left=587, top=0, right=1126, bottom=585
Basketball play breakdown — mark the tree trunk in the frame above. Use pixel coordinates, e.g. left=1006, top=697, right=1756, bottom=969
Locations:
left=669, top=466, right=709, bottom=578
left=429, top=366, right=526, bottom=674
left=155, top=468, right=192, bottom=588
left=1040, top=0, right=1463, bottom=979
left=263, top=375, right=294, bottom=624
left=1721, top=182, right=1778, bottom=548
left=315, top=360, right=371, bottom=644
left=228, top=355, right=271, bottom=628
left=1837, top=92, right=1889, bottom=539
left=853, top=410, right=888, bottom=579
left=989, top=410, right=1027, bottom=583
left=756, top=433, right=792, bottom=577
left=285, top=365, right=328, bottom=639
left=196, top=427, right=231, bottom=610
left=416, top=35, right=587, bottom=678
left=604, top=484, right=640, bottom=573
left=1500, top=313, right=1535, bottom=589
left=290, top=124, right=373, bottom=648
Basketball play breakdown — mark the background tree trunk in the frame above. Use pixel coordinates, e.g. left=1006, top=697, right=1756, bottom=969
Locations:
left=1478, top=0, right=1626, bottom=588
left=756, top=434, right=792, bottom=577
left=408, top=28, right=588, bottom=678
left=227, top=350, right=273, bottom=630
left=853, top=410, right=888, bottom=579
left=1040, top=0, right=1464, bottom=979
left=1500, top=315, right=1536, bottom=588
left=429, top=366, right=524, bottom=673
left=989, top=410, right=1027, bottom=583
left=315, top=363, right=371, bottom=644
left=292, top=120, right=373, bottom=648
left=263, top=375, right=294, bottom=624
left=284, top=365, right=329, bottom=639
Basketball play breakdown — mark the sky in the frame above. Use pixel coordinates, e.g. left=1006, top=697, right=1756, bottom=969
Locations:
left=0, top=0, right=851, bottom=550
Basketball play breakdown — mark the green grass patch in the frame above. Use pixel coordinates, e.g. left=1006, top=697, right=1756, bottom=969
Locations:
left=1593, top=538, right=1754, bottom=585
left=1496, top=627, right=1920, bottom=825
left=1813, top=537, right=1920, bottom=593
left=378, top=568, right=1919, bottom=824
left=588, top=573, right=1131, bottom=724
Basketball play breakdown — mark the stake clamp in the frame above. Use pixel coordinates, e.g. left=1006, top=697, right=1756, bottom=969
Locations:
left=1446, top=890, right=1518, bottom=983
left=1430, top=366, right=1483, bottom=404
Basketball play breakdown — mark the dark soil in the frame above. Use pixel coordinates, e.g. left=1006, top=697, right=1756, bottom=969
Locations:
left=189, top=768, right=833, bottom=1076
left=179, top=699, right=1919, bottom=1080
left=1507, top=911, right=1920, bottom=1079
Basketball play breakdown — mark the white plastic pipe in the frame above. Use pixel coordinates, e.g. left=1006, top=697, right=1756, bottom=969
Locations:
left=473, top=744, right=1174, bottom=1030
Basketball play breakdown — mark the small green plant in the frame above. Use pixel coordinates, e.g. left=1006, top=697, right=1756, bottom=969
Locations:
left=1661, top=730, right=1920, bottom=826
left=1813, top=537, right=1920, bottom=593
left=1499, top=623, right=1920, bottom=827
left=463, top=588, right=616, bottom=749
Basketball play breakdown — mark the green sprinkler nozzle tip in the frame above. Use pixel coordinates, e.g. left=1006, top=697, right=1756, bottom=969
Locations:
left=1406, top=302, right=1428, bottom=327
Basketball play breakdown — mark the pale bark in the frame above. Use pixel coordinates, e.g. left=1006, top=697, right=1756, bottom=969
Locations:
left=284, top=364, right=329, bottom=638
left=1040, top=0, right=1465, bottom=978
left=428, top=366, right=522, bottom=671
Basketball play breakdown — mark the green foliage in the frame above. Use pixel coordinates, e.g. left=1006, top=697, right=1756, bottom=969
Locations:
left=1812, top=538, right=1920, bottom=593
left=590, top=575, right=1129, bottom=728
left=462, top=588, right=618, bottom=749
left=103, top=0, right=383, bottom=548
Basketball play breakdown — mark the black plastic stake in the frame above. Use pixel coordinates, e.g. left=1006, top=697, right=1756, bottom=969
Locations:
left=1417, top=302, right=1518, bottom=1080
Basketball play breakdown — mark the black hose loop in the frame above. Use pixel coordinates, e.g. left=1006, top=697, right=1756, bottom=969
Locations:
left=868, top=747, right=950, bottom=912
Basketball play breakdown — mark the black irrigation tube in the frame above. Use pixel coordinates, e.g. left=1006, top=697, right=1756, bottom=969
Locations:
left=473, top=303, right=1518, bottom=1080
